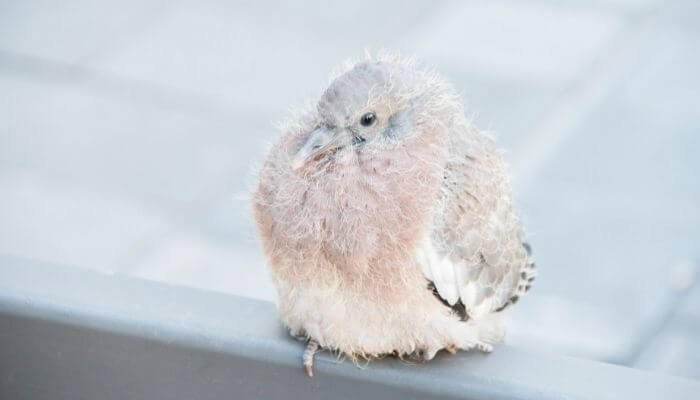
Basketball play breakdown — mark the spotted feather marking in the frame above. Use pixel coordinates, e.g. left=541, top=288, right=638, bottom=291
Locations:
left=495, top=242, right=536, bottom=312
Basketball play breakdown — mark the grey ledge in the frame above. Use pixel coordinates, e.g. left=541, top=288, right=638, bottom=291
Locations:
left=1, top=253, right=698, bottom=400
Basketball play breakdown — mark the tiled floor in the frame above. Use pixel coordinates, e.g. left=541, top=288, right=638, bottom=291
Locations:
left=1, top=0, right=698, bottom=380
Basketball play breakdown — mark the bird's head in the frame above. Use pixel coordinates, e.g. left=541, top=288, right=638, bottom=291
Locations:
left=257, top=56, right=463, bottom=273
left=291, top=59, right=449, bottom=170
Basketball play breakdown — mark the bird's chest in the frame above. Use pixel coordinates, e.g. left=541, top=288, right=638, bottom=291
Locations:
left=274, top=254, right=447, bottom=355
left=299, top=165, right=435, bottom=273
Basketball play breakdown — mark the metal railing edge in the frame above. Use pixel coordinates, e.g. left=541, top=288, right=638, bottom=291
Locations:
left=1, top=253, right=698, bottom=400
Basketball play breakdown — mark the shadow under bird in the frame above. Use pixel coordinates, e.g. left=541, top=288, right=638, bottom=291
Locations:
left=253, top=54, right=536, bottom=377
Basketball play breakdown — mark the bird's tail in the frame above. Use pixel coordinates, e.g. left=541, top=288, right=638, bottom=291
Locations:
left=494, top=242, right=537, bottom=313
left=516, top=242, right=537, bottom=297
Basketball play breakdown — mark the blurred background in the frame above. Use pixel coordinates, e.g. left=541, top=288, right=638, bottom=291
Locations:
left=1, top=0, right=698, bottom=380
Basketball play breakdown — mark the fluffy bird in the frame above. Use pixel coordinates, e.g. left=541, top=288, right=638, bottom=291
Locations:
left=253, top=54, right=535, bottom=377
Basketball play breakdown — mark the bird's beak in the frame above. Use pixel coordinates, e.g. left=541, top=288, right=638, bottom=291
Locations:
left=292, top=127, right=348, bottom=170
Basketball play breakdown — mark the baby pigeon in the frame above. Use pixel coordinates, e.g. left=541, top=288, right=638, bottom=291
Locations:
left=253, top=54, right=536, bottom=377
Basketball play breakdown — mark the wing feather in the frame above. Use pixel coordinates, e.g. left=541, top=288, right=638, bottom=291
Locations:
left=421, top=131, right=535, bottom=319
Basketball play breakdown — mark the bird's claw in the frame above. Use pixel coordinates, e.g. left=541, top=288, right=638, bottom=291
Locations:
left=303, top=339, right=320, bottom=377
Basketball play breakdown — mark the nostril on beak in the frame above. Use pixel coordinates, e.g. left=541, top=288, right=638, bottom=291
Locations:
left=352, top=136, right=366, bottom=146
left=292, top=126, right=349, bottom=170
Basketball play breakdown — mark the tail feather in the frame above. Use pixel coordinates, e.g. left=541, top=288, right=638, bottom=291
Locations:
left=495, top=242, right=536, bottom=312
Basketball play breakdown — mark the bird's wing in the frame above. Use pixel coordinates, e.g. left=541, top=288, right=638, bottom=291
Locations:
left=418, top=134, right=535, bottom=319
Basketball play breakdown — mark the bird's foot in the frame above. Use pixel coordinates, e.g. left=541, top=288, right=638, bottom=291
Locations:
left=303, top=339, right=320, bottom=377
left=474, top=342, right=493, bottom=353
left=417, top=347, right=440, bottom=361
left=445, top=344, right=458, bottom=354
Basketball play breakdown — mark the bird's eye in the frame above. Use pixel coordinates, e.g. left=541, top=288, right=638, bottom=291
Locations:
left=360, top=112, right=376, bottom=127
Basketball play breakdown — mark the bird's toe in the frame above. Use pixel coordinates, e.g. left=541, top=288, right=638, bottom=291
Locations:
left=421, top=347, right=440, bottom=361
left=475, top=342, right=493, bottom=353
